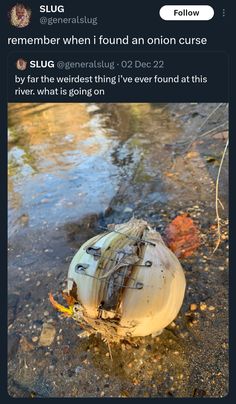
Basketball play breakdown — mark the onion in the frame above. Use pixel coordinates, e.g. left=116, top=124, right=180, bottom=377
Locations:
left=67, top=218, right=186, bottom=342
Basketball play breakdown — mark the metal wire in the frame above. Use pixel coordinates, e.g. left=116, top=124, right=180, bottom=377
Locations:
left=98, top=225, right=156, bottom=247
left=75, top=271, right=144, bottom=290
left=84, top=244, right=152, bottom=268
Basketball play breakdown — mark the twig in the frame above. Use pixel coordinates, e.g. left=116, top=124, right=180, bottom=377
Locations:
left=213, top=138, right=229, bottom=253
left=197, top=121, right=228, bottom=140
left=107, top=341, right=113, bottom=361
left=174, top=103, right=228, bottom=148
left=198, top=103, right=224, bottom=132
left=184, top=122, right=228, bottom=153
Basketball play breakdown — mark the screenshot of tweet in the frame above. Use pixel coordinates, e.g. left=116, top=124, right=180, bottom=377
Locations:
left=2, top=0, right=231, bottom=400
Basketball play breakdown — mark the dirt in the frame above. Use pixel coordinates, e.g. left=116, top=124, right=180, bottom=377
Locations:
left=8, top=103, right=228, bottom=397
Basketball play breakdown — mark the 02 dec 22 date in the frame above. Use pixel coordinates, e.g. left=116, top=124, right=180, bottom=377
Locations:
left=120, top=60, right=164, bottom=68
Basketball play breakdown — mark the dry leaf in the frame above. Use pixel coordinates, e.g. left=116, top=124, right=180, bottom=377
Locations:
left=163, top=214, right=200, bottom=258
left=61, top=291, right=77, bottom=306
left=212, top=131, right=228, bottom=140
left=49, top=292, right=73, bottom=317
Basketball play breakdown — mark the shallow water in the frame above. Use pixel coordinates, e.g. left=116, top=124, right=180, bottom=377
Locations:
left=9, top=103, right=228, bottom=235
left=8, top=103, right=228, bottom=398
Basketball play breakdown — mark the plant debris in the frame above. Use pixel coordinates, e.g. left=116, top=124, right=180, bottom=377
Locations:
left=163, top=214, right=200, bottom=258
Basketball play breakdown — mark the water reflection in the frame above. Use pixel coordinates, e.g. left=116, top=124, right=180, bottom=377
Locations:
left=8, top=103, right=222, bottom=239
left=8, top=103, right=120, bottom=235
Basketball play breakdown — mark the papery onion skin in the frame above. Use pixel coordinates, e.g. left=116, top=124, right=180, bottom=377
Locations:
left=67, top=218, right=186, bottom=341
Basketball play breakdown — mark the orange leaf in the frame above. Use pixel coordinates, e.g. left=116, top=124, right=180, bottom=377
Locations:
left=61, top=291, right=77, bottom=306
left=49, top=292, right=73, bottom=317
left=163, top=214, right=200, bottom=258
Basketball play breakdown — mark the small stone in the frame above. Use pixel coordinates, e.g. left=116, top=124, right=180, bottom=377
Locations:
left=200, top=302, right=207, bottom=311
left=173, top=351, right=179, bottom=355
left=44, top=311, right=49, bottom=316
left=39, top=323, right=56, bottom=346
left=32, top=336, right=39, bottom=343
left=190, top=303, right=198, bottom=311
left=208, top=305, right=215, bottom=311
left=36, top=281, right=41, bottom=287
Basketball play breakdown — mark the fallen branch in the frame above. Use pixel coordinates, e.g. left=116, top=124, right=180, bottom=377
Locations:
left=198, top=103, right=227, bottom=132
left=213, top=138, right=229, bottom=253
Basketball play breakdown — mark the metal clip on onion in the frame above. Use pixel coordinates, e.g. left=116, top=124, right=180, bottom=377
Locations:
left=66, top=218, right=186, bottom=343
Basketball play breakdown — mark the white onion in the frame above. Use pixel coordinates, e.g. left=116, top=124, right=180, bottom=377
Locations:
left=67, top=218, right=186, bottom=342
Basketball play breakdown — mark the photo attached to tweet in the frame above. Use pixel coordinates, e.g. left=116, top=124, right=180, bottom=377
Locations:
left=1, top=0, right=232, bottom=400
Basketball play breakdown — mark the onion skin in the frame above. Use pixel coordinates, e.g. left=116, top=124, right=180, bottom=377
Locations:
left=67, top=218, right=186, bottom=342
left=118, top=229, right=186, bottom=337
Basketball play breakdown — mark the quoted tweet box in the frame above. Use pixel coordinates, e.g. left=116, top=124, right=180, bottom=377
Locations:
left=8, top=52, right=228, bottom=102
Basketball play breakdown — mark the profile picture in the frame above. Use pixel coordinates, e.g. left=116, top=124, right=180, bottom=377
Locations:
left=16, top=58, right=27, bottom=70
left=9, top=3, right=31, bottom=28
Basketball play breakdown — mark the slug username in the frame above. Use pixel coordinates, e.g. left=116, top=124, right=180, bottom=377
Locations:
left=40, top=16, right=98, bottom=25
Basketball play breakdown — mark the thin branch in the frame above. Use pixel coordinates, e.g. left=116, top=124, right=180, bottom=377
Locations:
left=213, top=138, right=229, bottom=253
left=197, top=121, right=228, bottom=140
left=184, top=122, right=228, bottom=153
left=107, top=341, right=113, bottom=361
left=198, top=103, right=224, bottom=132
